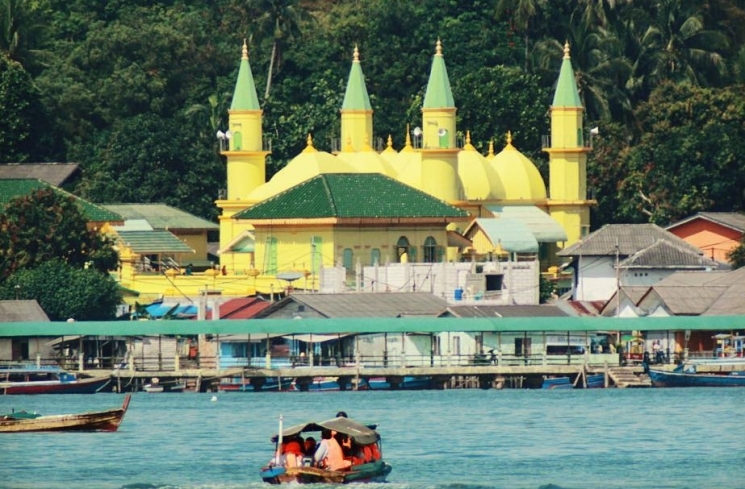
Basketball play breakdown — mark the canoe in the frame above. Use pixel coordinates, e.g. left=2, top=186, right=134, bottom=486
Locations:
left=0, top=366, right=110, bottom=395
left=0, top=394, right=131, bottom=432
left=647, top=364, right=745, bottom=387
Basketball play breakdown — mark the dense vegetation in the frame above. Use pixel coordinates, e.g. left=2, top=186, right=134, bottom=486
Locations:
left=2, top=0, right=745, bottom=231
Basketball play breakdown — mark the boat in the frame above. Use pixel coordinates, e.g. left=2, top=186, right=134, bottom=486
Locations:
left=143, top=378, right=186, bottom=393
left=219, top=377, right=294, bottom=392
left=366, top=376, right=432, bottom=390
left=0, top=366, right=111, bottom=395
left=291, top=376, right=362, bottom=392
left=541, top=373, right=605, bottom=389
left=647, top=363, right=745, bottom=387
left=0, top=394, right=131, bottom=432
left=260, top=415, right=392, bottom=484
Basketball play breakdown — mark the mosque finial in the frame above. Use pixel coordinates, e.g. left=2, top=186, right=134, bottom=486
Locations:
left=563, top=41, right=570, bottom=59
left=386, top=135, right=393, bottom=149
left=402, top=125, right=414, bottom=152
left=242, top=39, right=248, bottom=60
left=353, top=45, right=360, bottom=62
left=302, top=133, right=317, bottom=153
left=464, top=130, right=475, bottom=150
left=506, top=131, right=514, bottom=148
left=488, top=140, right=495, bottom=157
left=436, top=38, right=443, bottom=56
left=344, top=136, right=355, bottom=152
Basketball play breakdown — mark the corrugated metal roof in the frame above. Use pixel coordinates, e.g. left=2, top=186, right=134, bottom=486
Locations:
left=618, top=239, right=719, bottom=269
left=0, top=179, right=122, bottom=222
left=234, top=174, right=469, bottom=221
left=668, top=212, right=745, bottom=233
left=1, top=315, right=744, bottom=337
left=445, top=305, right=568, bottom=318
left=0, top=163, right=79, bottom=187
left=219, top=297, right=272, bottom=319
left=487, top=205, right=567, bottom=242
left=467, top=217, right=539, bottom=253
left=702, top=283, right=745, bottom=315
left=0, top=300, right=49, bottom=322
left=558, top=224, right=702, bottom=257
left=103, top=204, right=218, bottom=230
left=115, top=230, right=195, bottom=253
left=644, top=286, right=728, bottom=315
left=656, top=270, right=729, bottom=286
left=256, top=293, right=449, bottom=318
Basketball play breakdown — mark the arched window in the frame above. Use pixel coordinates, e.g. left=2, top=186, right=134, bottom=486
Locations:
left=423, top=236, right=437, bottom=263
left=264, top=236, right=278, bottom=274
left=310, top=236, right=322, bottom=274
left=396, top=237, right=410, bottom=263
left=371, top=248, right=381, bottom=266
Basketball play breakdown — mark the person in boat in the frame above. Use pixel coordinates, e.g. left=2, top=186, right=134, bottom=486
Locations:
left=313, top=429, right=331, bottom=467
left=282, top=435, right=304, bottom=468
left=314, top=429, right=351, bottom=471
left=336, top=411, right=348, bottom=418
left=304, top=436, right=317, bottom=456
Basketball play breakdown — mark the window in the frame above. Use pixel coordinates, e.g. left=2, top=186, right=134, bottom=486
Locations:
left=423, top=236, right=437, bottom=263
left=233, top=131, right=243, bottom=150
left=371, top=248, right=381, bottom=266
left=452, top=336, right=461, bottom=356
left=310, top=236, right=322, bottom=274
left=396, top=236, right=410, bottom=263
left=264, top=236, right=278, bottom=274
left=343, top=248, right=353, bottom=271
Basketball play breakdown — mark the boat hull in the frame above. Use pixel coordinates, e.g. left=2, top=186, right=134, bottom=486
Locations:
left=0, top=394, right=131, bottom=432
left=0, top=376, right=111, bottom=395
left=648, top=368, right=745, bottom=387
left=261, top=461, right=392, bottom=484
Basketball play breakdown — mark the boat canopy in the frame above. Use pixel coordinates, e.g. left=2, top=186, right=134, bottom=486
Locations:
left=275, top=416, right=380, bottom=445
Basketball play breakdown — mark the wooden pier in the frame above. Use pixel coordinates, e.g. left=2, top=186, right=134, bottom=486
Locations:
left=83, top=364, right=651, bottom=391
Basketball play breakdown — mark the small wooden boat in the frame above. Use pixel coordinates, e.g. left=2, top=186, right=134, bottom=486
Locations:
left=0, top=366, right=110, bottom=395
left=0, top=394, right=131, bottom=432
left=260, top=415, right=392, bottom=484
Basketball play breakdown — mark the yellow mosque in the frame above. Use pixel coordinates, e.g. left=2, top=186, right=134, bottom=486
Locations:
left=110, top=38, right=592, bottom=300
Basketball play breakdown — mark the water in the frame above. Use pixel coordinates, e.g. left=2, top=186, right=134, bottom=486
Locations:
left=1, top=388, right=744, bottom=489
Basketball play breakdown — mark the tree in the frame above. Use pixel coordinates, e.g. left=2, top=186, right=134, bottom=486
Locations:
left=0, top=259, right=122, bottom=320
left=727, top=236, right=745, bottom=269
left=248, top=0, right=315, bottom=100
left=0, top=0, right=50, bottom=70
left=0, top=188, right=119, bottom=279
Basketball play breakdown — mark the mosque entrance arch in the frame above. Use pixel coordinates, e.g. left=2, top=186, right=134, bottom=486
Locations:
left=396, top=237, right=410, bottom=263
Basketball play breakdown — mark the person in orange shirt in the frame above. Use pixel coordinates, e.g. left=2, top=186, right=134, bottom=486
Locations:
left=282, top=435, right=304, bottom=468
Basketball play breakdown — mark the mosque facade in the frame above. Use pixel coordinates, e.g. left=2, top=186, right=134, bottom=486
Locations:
left=215, top=39, right=593, bottom=288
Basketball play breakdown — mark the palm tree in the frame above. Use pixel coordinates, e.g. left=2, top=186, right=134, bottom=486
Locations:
left=495, top=0, right=546, bottom=70
left=0, top=0, right=49, bottom=68
left=248, top=0, right=315, bottom=99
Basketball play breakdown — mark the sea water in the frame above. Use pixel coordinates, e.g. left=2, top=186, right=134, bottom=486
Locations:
left=1, top=388, right=743, bottom=489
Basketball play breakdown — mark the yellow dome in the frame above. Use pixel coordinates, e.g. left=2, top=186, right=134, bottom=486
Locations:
left=337, top=141, right=397, bottom=178
left=490, top=133, right=546, bottom=200
left=457, top=132, right=505, bottom=200
left=247, top=135, right=355, bottom=202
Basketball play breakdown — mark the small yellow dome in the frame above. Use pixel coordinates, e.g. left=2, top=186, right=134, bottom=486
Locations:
left=337, top=145, right=397, bottom=178
left=490, top=132, right=546, bottom=200
left=457, top=131, right=505, bottom=200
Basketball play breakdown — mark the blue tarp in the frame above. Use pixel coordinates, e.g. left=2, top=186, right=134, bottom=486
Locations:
left=144, top=303, right=202, bottom=318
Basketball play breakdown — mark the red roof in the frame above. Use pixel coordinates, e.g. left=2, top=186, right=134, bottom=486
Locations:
left=218, top=297, right=272, bottom=319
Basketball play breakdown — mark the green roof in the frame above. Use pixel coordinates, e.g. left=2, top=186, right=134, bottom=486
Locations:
left=470, top=217, right=539, bottom=253
left=103, top=204, right=218, bottom=230
left=0, top=179, right=122, bottom=222
left=116, top=230, right=195, bottom=253
left=230, top=42, right=261, bottom=110
left=552, top=45, right=583, bottom=107
left=423, top=42, right=455, bottom=109
left=342, top=50, right=372, bottom=110
left=233, top=173, right=469, bottom=220
left=1, top=315, right=744, bottom=337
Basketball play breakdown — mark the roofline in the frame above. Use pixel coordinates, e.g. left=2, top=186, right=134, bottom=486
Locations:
left=666, top=213, right=745, bottom=233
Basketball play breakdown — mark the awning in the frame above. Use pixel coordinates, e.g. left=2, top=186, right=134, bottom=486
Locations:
left=46, top=335, right=82, bottom=347
left=487, top=205, right=567, bottom=242
left=217, top=230, right=255, bottom=255
left=217, top=333, right=286, bottom=342
left=466, top=217, right=538, bottom=253
left=116, top=230, right=195, bottom=253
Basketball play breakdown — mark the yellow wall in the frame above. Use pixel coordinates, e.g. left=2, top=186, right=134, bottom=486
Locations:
left=340, top=110, right=373, bottom=152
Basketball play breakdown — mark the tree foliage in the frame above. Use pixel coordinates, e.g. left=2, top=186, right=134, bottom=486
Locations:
left=0, top=188, right=119, bottom=279
left=727, top=237, right=745, bottom=269
left=0, top=259, right=121, bottom=320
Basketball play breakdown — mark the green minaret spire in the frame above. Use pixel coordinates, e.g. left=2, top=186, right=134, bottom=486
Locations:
left=552, top=41, right=583, bottom=107
left=423, top=39, right=455, bottom=108
left=342, top=45, right=372, bottom=110
left=230, top=40, right=261, bottom=110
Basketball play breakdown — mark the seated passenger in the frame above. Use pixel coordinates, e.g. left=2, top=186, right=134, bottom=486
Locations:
left=282, top=435, right=304, bottom=468
left=325, top=431, right=352, bottom=471
left=313, top=430, right=332, bottom=468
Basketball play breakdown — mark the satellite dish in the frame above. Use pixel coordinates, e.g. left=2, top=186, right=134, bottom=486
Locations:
left=438, top=128, right=447, bottom=136
left=276, top=271, right=304, bottom=282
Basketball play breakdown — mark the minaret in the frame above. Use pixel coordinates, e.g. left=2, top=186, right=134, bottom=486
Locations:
left=419, top=39, right=459, bottom=202
left=217, top=40, right=270, bottom=264
left=340, top=46, right=373, bottom=152
left=223, top=40, right=268, bottom=201
left=545, top=41, right=592, bottom=247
